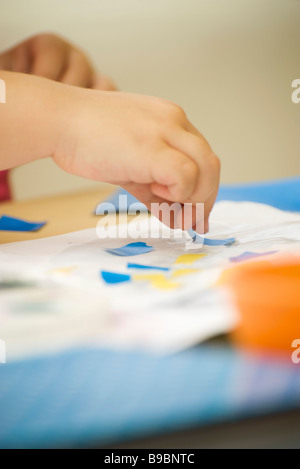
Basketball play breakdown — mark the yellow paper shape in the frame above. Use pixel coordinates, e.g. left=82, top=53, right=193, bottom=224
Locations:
left=47, top=266, right=77, bottom=275
left=171, top=269, right=200, bottom=278
left=174, top=253, right=206, bottom=265
left=134, top=273, right=180, bottom=290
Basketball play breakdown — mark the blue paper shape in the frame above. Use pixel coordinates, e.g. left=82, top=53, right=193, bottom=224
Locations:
left=127, top=263, right=169, bottom=271
left=0, top=215, right=46, bottom=232
left=187, top=229, right=236, bottom=246
left=100, top=271, right=131, bottom=284
left=105, top=242, right=154, bottom=257
left=229, top=251, right=277, bottom=263
left=96, top=190, right=148, bottom=214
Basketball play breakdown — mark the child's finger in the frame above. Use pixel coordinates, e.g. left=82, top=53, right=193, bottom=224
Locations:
left=30, top=39, right=67, bottom=80
left=166, top=128, right=211, bottom=169
left=122, top=183, right=205, bottom=232
left=191, top=151, right=220, bottom=204
left=60, top=50, right=94, bottom=88
left=92, top=74, right=118, bottom=91
left=166, top=125, right=220, bottom=204
left=11, top=43, right=31, bottom=73
left=150, top=149, right=199, bottom=202
left=0, top=51, right=12, bottom=71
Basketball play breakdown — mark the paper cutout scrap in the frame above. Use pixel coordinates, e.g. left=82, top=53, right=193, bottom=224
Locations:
left=134, top=273, right=165, bottom=281
left=0, top=215, right=46, bottom=232
left=187, top=228, right=236, bottom=246
left=133, top=273, right=180, bottom=290
left=229, top=251, right=278, bottom=263
left=105, top=242, right=153, bottom=257
left=96, top=189, right=148, bottom=214
left=127, top=263, right=169, bottom=271
left=47, top=266, right=77, bottom=275
left=171, top=269, right=200, bottom=278
left=101, top=271, right=131, bottom=284
left=174, top=253, right=206, bottom=265
left=202, top=236, right=236, bottom=246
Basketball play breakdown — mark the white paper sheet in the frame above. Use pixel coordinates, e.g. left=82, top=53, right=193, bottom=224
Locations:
left=1, top=201, right=300, bottom=360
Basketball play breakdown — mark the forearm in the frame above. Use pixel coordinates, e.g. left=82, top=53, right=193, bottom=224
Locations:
left=0, top=71, right=65, bottom=170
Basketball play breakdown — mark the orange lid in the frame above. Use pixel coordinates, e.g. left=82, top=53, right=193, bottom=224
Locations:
left=220, top=255, right=300, bottom=353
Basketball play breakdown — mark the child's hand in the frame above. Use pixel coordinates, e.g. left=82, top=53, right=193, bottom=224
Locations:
left=0, top=72, right=219, bottom=232
left=54, top=88, right=220, bottom=232
left=0, top=33, right=116, bottom=91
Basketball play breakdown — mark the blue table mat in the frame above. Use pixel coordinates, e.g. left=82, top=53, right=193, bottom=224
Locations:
left=1, top=176, right=300, bottom=448
left=217, top=176, right=300, bottom=212
left=99, top=176, right=300, bottom=213
left=0, top=346, right=299, bottom=449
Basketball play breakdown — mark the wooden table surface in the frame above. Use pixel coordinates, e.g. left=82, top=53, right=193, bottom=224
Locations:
left=0, top=186, right=116, bottom=244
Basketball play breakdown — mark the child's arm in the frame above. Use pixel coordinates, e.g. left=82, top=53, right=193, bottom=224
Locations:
left=0, top=71, right=220, bottom=231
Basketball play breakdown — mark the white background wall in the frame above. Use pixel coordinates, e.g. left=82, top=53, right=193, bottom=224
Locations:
left=0, top=0, right=299, bottom=200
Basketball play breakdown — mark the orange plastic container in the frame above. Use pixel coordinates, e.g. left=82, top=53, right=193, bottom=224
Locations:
left=221, top=255, right=300, bottom=353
